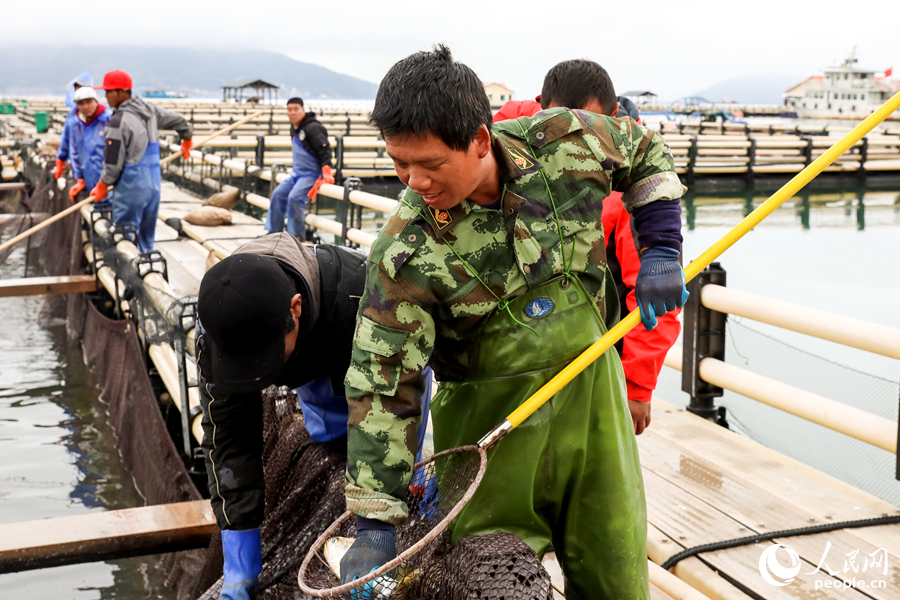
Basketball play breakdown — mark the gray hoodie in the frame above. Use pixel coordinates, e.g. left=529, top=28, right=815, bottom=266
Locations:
left=100, top=96, right=193, bottom=186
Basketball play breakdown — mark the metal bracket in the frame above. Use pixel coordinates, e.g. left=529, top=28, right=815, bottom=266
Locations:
left=857, top=137, right=868, bottom=181
left=681, top=263, right=728, bottom=424
left=135, top=250, right=169, bottom=282
left=745, top=138, right=757, bottom=187
left=686, top=136, right=699, bottom=185
left=339, top=177, right=363, bottom=247
left=173, top=297, right=199, bottom=458
left=269, top=163, right=287, bottom=199
left=255, top=134, right=266, bottom=169
left=87, top=210, right=111, bottom=283
left=334, top=135, right=345, bottom=184
left=110, top=222, right=138, bottom=247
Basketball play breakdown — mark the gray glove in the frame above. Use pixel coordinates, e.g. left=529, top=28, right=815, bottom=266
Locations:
left=339, top=527, right=397, bottom=588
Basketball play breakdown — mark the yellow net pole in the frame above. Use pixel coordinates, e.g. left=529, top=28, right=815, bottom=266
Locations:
left=503, top=91, right=900, bottom=430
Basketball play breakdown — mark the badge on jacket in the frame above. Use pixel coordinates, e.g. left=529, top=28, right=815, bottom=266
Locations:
left=299, top=130, right=306, bottom=141
left=430, top=206, right=452, bottom=230
left=525, top=297, right=554, bottom=318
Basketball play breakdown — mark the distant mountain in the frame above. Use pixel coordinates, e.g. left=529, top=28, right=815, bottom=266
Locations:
left=0, top=46, right=378, bottom=99
left=691, top=74, right=806, bottom=105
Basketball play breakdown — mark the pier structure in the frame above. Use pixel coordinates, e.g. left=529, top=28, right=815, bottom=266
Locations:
left=6, top=98, right=900, bottom=185
left=2, top=108, right=900, bottom=600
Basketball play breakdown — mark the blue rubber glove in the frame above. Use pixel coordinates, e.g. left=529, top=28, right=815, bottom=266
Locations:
left=220, top=529, right=262, bottom=600
left=340, top=526, right=397, bottom=597
left=635, top=246, right=689, bottom=331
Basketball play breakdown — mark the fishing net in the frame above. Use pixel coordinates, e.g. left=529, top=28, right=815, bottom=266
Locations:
left=0, top=153, right=68, bottom=272
left=720, top=317, right=900, bottom=507
left=193, top=386, right=552, bottom=600
left=438, top=533, right=554, bottom=600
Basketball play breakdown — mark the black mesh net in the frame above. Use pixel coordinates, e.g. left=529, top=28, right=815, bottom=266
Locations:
left=195, top=389, right=548, bottom=600
left=0, top=158, right=70, bottom=272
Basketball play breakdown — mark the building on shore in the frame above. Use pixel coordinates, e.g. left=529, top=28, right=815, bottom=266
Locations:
left=483, top=82, right=514, bottom=109
left=621, top=90, right=658, bottom=105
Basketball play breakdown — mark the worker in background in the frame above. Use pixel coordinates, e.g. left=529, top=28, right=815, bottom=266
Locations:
left=195, top=234, right=432, bottom=600
left=53, top=72, right=94, bottom=181
left=493, top=60, right=682, bottom=436
left=66, top=87, right=113, bottom=208
left=91, top=70, right=193, bottom=253
left=264, top=97, right=334, bottom=239
left=341, top=46, right=686, bottom=599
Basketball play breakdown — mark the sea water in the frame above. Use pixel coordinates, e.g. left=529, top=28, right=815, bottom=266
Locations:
left=0, top=243, right=173, bottom=599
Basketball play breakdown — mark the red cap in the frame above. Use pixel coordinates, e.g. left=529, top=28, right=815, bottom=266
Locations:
left=95, top=70, right=133, bottom=91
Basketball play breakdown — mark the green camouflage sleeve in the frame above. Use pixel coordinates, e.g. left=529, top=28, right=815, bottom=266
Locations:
left=343, top=210, right=435, bottom=525
left=582, top=114, right=686, bottom=212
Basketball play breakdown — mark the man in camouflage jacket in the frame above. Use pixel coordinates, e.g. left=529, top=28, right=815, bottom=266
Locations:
left=340, top=46, right=686, bottom=599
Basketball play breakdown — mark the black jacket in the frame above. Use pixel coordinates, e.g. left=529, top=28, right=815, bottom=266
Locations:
left=197, top=234, right=366, bottom=531
left=291, top=112, right=333, bottom=170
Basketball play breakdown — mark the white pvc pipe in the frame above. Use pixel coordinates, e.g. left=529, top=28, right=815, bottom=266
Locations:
left=664, top=347, right=897, bottom=453
left=700, top=284, right=900, bottom=360
left=648, top=561, right=715, bottom=600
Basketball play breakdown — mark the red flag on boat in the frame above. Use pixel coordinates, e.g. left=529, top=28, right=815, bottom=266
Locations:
left=884, top=67, right=893, bottom=78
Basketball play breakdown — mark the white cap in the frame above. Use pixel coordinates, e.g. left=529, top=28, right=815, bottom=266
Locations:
left=73, top=87, right=97, bottom=102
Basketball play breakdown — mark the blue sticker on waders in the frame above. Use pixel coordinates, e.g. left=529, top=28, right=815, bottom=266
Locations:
left=525, top=297, right=554, bottom=318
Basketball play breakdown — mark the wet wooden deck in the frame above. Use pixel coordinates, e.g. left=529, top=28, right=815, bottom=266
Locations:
left=113, top=184, right=900, bottom=599
left=641, top=399, right=900, bottom=599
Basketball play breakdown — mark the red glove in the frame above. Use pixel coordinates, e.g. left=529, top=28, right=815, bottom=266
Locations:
left=181, top=139, right=193, bottom=159
left=307, top=166, right=335, bottom=202
left=69, top=179, right=85, bottom=203
left=53, top=158, right=66, bottom=179
left=307, top=177, right=323, bottom=202
left=90, top=181, right=109, bottom=203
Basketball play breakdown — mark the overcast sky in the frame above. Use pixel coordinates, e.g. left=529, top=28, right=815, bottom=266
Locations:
left=4, top=0, right=898, bottom=100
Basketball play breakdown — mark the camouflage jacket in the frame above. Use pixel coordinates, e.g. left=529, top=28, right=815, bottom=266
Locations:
left=344, top=108, right=686, bottom=524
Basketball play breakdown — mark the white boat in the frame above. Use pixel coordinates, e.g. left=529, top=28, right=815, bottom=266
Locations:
left=783, top=50, right=900, bottom=120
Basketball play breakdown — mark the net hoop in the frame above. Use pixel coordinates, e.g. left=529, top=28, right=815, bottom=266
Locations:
left=297, top=444, right=488, bottom=597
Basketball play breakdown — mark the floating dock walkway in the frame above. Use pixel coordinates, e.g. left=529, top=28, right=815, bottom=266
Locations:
left=1, top=110, right=899, bottom=600
left=6, top=98, right=900, bottom=184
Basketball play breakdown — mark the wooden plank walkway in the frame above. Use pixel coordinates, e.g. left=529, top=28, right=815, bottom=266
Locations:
left=0, top=500, right=214, bottom=573
left=643, top=399, right=900, bottom=599
left=0, top=274, right=96, bottom=297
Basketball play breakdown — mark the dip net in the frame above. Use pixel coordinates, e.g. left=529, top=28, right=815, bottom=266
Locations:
left=198, top=389, right=551, bottom=600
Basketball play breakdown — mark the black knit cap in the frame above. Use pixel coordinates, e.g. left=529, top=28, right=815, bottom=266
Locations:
left=198, top=254, right=295, bottom=394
